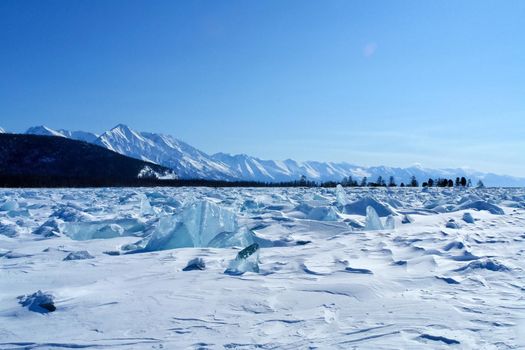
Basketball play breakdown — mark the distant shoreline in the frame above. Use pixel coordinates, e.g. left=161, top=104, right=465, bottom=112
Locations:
left=0, top=177, right=514, bottom=189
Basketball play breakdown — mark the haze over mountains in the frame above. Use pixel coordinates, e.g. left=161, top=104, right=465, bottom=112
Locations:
left=1, top=124, right=522, bottom=186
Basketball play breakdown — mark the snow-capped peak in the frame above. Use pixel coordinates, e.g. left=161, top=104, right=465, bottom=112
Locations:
left=110, top=123, right=136, bottom=136
left=94, top=124, right=236, bottom=180
left=18, top=124, right=525, bottom=186
left=57, top=129, right=99, bottom=143
left=96, top=124, right=155, bottom=152
left=26, top=125, right=98, bottom=143
left=0, top=127, right=5, bottom=133
left=26, top=125, right=66, bottom=138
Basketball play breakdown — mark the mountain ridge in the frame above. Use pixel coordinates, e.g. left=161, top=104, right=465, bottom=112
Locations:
left=94, top=124, right=236, bottom=180
left=19, top=124, right=525, bottom=186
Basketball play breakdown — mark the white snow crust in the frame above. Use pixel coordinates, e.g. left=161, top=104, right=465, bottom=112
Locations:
left=1, top=187, right=524, bottom=348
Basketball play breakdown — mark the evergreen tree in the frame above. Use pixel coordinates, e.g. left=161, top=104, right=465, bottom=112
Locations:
left=360, top=176, right=368, bottom=187
left=410, top=176, right=418, bottom=187
left=376, top=176, right=386, bottom=187
left=461, top=177, right=467, bottom=187
left=437, top=178, right=449, bottom=187
left=299, top=175, right=307, bottom=186
left=388, top=176, right=397, bottom=187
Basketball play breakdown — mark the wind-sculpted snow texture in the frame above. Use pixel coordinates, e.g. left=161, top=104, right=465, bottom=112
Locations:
left=1, top=187, right=524, bottom=349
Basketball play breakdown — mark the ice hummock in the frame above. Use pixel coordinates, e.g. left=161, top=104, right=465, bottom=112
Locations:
left=454, top=258, right=510, bottom=272
left=384, top=215, right=395, bottom=230
left=224, top=243, right=260, bottom=275
left=63, top=250, right=95, bottom=261
left=63, top=218, right=147, bottom=241
left=343, top=197, right=396, bottom=217
left=291, top=203, right=340, bottom=221
left=364, top=206, right=384, bottom=230
left=362, top=207, right=396, bottom=231
left=446, top=219, right=459, bottom=229
left=64, top=222, right=124, bottom=240
left=183, top=257, right=206, bottom=271
left=455, top=200, right=504, bottom=215
left=0, top=220, right=18, bottom=237
left=139, top=193, right=155, bottom=216
left=207, top=227, right=256, bottom=248
left=52, top=205, right=94, bottom=222
left=0, top=199, right=19, bottom=212
left=462, top=212, right=475, bottom=224
left=401, top=214, right=414, bottom=224
left=33, top=219, right=61, bottom=237
left=335, top=184, right=347, bottom=206
left=240, top=199, right=265, bottom=212
left=18, top=290, right=56, bottom=313
left=144, top=200, right=254, bottom=251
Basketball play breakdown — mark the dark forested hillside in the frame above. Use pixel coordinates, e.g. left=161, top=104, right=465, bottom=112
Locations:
left=0, top=134, right=171, bottom=186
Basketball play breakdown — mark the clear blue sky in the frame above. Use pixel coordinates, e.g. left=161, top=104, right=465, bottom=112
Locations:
left=1, top=0, right=524, bottom=176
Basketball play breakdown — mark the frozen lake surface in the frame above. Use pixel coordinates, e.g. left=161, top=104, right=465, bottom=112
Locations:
left=1, top=187, right=524, bottom=349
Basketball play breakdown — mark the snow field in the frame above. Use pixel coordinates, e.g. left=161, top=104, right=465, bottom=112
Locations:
left=1, top=187, right=524, bottom=349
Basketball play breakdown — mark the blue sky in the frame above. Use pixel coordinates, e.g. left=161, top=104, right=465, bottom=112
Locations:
left=1, top=0, right=524, bottom=176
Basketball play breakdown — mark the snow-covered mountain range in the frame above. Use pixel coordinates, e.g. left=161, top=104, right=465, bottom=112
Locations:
left=17, top=124, right=525, bottom=186
left=95, top=124, right=234, bottom=180
left=25, top=126, right=99, bottom=143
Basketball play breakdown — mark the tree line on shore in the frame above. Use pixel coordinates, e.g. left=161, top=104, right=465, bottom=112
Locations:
left=0, top=174, right=484, bottom=189
left=332, top=175, right=483, bottom=188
